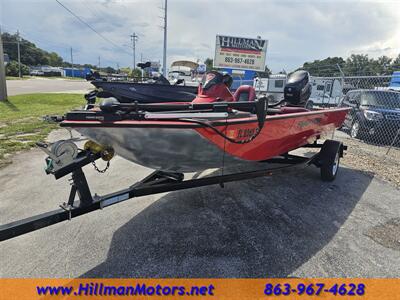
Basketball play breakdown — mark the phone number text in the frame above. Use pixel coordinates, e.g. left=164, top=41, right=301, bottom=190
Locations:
left=264, top=283, right=365, bottom=296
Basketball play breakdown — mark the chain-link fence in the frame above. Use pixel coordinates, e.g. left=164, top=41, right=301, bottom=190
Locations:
left=308, top=74, right=400, bottom=148
left=306, top=73, right=400, bottom=186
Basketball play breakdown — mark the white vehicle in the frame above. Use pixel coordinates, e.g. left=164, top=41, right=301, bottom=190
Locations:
left=168, top=60, right=202, bottom=87
left=169, top=70, right=193, bottom=84
left=308, top=77, right=343, bottom=108
left=253, top=74, right=287, bottom=103
left=30, top=70, right=44, bottom=76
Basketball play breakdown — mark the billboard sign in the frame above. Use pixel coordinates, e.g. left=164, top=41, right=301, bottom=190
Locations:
left=214, top=35, right=268, bottom=71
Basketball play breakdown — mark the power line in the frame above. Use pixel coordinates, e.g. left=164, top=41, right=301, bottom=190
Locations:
left=54, top=0, right=131, bottom=56
left=2, top=29, right=70, bottom=49
left=80, top=0, right=103, bottom=20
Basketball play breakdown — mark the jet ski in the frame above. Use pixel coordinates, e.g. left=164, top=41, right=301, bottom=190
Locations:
left=61, top=71, right=350, bottom=173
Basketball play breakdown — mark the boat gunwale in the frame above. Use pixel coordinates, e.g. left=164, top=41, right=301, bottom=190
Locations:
left=60, top=107, right=350, bottom=129
left=91, top=81, right=198, bottom=90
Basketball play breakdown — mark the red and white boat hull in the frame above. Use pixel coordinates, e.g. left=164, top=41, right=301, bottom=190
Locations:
left=64, top=108, right=349, bottom=172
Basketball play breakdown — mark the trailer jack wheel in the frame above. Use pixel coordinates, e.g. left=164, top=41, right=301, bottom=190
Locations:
left=319, top=140, right=342, bottom=182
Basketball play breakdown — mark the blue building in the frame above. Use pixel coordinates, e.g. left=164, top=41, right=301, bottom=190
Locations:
left=221, top=68, right=256, bottom=90
left=64, top=67, right=91, bottom=78
left=389, top=71, right=400, bottom=88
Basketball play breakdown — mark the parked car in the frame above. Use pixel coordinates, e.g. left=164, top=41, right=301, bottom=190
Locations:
left=30, top=70, right=44, bottom=76
left=339, top=89, right=400, bottom=142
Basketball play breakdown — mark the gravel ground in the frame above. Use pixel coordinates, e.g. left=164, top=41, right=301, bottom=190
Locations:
left=333, top=130, right=400, bottom=187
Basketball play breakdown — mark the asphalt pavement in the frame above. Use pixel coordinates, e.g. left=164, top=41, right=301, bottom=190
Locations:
left=0, top=130, right=399, bottom=277
left=6, top=78, right=93, bottom=95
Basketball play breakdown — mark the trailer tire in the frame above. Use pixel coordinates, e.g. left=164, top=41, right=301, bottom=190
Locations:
left=319, top=140, right=341, bottom=181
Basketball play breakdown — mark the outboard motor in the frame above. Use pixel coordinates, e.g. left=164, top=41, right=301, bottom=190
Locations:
left=284, top=71, right=311, bottom=106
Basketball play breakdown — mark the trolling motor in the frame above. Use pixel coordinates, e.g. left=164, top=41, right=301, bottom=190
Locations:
left=284, top=70, right=311, bottom=106
left=84, top=90, right=97, bottom=109
left=255, top=96, right=267, bottom=129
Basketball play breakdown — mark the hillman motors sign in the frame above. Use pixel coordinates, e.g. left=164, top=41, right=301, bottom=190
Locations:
left=214, top=35, right=268, bottom=71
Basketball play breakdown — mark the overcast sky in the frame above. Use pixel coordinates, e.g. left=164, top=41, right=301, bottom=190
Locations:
left=1, top=0, right=399, bottom=72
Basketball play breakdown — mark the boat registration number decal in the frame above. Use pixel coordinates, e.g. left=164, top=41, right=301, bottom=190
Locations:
left=237, top=128, right=258, bottom=138
left=226, top=128, right=259, bottom=139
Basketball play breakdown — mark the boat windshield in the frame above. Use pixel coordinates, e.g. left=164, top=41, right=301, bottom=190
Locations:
left=360, top=91, right=400, bottom=109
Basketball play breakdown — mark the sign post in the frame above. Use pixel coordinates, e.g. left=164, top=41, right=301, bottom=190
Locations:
left=213, top=35, right=268, bottom=72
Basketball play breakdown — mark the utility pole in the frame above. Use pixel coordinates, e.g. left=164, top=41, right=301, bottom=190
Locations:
left=98, top=56, right=101, bottom=71
left=70, top=47, right=74, bottom=78
left=130, top=33, right=138, bottom=73
left=0, top=26, right=8, bottom=101
left=140, top=53, right=143, bottom=79
left=162, top=0, right=168, bottom=77
left=16, top=30, right=21, bottom=78
left=337, top=63, right=345, bottom=88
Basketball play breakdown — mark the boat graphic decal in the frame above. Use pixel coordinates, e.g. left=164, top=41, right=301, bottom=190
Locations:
left=298, top=117, right=322, bottom=128
left=237, top=128, right=259, bottom=139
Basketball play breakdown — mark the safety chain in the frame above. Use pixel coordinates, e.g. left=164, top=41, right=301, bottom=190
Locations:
left=91, top=161, right=110, bottom=173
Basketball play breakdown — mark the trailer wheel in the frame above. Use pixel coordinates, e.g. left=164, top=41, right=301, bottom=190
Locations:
left=319, top=140, right=341, bottom=181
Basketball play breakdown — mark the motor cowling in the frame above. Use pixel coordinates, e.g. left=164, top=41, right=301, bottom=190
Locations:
left=284, top=71, right=311, bottom=106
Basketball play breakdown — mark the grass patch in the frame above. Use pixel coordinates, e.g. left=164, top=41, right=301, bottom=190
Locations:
left=0, top=93, right=84, bottom=166
left=6, top=76, right=31, bottom=80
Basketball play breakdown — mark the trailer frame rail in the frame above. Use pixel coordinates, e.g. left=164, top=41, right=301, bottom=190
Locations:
left=0, top=144, right=324, bottom=242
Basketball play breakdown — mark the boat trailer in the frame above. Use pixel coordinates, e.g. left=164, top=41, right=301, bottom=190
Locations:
left=0, top=140, right=345, bottom=242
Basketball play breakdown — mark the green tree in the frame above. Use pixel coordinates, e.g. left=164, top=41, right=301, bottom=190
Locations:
left=119, top=67, right=132, bottom=75
left=131, top=68, right=142, bottom=78
left=104, top=66, right=116, bottom=74
left=6, top=61, right=29, bottom=76
left=2, top=32, right=64, bottom=66
left=48, top=52, right=63, bottom=66
left=300, top=57, right=345, bottom=76
left=204, top=58, right=213, bottom=71
left=343, top=54, right=373, bottom=75
left=391, top=54, right=400, bottom=69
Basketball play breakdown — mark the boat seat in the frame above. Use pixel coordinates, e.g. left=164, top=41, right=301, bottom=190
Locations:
left=279, top=107, right=309, bottom=114
left=233, top=85, right=256, bottom=102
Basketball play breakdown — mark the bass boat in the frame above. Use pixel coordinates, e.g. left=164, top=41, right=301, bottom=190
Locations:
left=0, top=71, right=351, bottom=241
left=86, top=71, right=198, bottom=103
left=61, top=71, right=350, bottom=172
